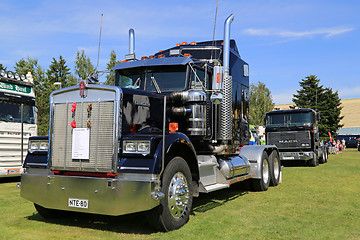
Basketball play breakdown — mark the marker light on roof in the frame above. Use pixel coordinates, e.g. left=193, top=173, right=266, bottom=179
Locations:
left=176, top=43, right=181, bottom=46
left=181, top=42, right=187, bottom=45
left=170, top=49, right=180, bottom=56
left=20, top=74, right=26, bottom=81
left=141, top=56, right=148, bottom=60
left=190, top=41, right=196, bottom=45
left=149, top=55, right=155, bottom=59
left=158, top=54, right=165, bottom=58
left=0, top=70, right=6, bottom=78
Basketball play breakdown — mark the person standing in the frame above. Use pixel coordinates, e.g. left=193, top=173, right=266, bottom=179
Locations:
left=342, top=139, right=346, bottom=150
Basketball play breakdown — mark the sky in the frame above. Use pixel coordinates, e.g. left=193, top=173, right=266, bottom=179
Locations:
left=0, top=0, right=359, bottom=104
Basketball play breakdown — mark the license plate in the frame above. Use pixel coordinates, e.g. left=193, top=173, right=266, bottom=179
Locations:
left=68, top=198, right=88, bottom=209
left=7, top=168, right=20, bottom=175
left=282, top=156, right=294, bottom=160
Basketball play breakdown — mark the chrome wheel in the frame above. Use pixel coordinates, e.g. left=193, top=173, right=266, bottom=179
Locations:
left=273, top=155, right=280, bottom=180
left=168, top=172, right=190, bottom=218
left=263, top=158, right=269, bottom=185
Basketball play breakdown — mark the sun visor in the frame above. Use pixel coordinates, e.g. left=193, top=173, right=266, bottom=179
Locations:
left=113, top=57, right=192, bottom=70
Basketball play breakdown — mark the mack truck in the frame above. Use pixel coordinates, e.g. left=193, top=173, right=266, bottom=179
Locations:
left=265, top=108, right=328, bottom=166
left=20, top=14, right=281, bottom=231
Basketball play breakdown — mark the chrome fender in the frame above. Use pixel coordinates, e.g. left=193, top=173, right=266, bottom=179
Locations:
left=239, top=145, right=278, bottom=179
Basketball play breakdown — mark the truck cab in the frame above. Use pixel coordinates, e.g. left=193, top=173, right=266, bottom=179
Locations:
left=21, top=14, right=281, bottom=231
left=265, top=108, right=327, bottom=166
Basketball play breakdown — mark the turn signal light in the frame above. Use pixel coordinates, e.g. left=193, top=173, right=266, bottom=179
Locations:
left=169, top=122, right=178, bottom=132
left=130, top=124, right=136, bottom=133
left=183, top=53, right=191, bottom=57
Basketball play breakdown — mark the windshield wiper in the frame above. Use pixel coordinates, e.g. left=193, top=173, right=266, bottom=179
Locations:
left=151, top=76, right=161, bottom=94
left=128, top=77, right=141, bottom=89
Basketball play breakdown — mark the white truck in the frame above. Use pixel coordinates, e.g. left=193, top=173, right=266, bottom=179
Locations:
left=0, top=70, right=37, bottom=177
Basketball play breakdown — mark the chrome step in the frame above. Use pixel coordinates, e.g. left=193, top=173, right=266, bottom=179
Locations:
left=204, top=183, right=229, bottom=193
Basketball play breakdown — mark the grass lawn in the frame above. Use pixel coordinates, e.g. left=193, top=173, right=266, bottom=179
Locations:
left=0, top=149, right=359, bottom=240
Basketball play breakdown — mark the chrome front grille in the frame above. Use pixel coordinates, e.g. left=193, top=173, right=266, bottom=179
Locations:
left=51, top=101, right=115, bottom=172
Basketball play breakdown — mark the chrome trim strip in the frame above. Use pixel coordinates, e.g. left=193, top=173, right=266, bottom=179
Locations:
left=120, top=167, right=150, bottom=170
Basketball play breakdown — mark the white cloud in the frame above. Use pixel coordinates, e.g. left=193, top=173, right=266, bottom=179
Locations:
left=338, top=85, right=360, bottom=98
left=243, top=26, right=354, bottom=38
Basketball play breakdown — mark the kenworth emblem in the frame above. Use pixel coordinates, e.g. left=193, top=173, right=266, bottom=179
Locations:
left=79, top=81, right=86, bottom=98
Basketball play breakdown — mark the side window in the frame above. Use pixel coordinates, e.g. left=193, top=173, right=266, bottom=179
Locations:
left=190, top=68, right=207, bottom=90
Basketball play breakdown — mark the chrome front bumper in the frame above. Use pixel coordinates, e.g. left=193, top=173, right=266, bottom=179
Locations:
left=280, top=151, right=314, bottom=161
left=20, top=172, right=160, bottom=216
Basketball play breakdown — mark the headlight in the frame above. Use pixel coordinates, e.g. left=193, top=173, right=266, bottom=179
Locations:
left=28, top=140, right=49, bottom=152
left=123, top=140, right=150, bottom=154
left=39, top=141, right=49, bottom=150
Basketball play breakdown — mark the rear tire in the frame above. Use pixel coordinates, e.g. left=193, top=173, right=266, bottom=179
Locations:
left=252, top=152, right=270, bottom=191
left=147, top=156, right=193, bottom=231
left=34, top=204, right=65, bottom=219
left=269, top=150, right=281, bottom=186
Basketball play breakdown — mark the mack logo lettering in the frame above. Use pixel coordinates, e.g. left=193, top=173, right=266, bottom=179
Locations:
left=279, top=139, right=298, bottom=143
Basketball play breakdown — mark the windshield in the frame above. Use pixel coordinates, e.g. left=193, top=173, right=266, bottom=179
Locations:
left=266, top=112, right=313, bottom=127
left=0, top=101, right=35, bottom=124
left=115, top=65, right=187, bottom=92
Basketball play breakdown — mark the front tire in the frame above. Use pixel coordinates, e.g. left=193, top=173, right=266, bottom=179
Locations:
left=308, top=153, right=319, bottom=167
left=148, top=156, right=193, bottom=231
left=252, top=151, right=270, bottom=191
left=319, top=150, right=326, bottom=164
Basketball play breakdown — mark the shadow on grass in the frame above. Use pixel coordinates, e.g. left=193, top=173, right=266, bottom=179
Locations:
left=192, top=182, right=249, bottom=214
left=25, top=182, right=250, bottom=234
left=281, top=160, right=308, bottom=168
left=26, top=210, right=156, bottom=234
left=0, top=176, right=21, bottom=184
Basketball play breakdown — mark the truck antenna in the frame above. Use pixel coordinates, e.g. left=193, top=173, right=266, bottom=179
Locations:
left=211, top=0, right=219, bottom=60
left=96, top=13, right=103, bottom=72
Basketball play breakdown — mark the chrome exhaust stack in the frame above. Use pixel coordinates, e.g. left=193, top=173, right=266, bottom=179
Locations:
left=219, top=14, right=234, bottom=141
left=125, top=28, right=136, bottom=61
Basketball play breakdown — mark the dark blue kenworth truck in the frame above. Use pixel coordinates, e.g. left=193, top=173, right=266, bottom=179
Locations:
left=20, top=14, right=281, bottom=231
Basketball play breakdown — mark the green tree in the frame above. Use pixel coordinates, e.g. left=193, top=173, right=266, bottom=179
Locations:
left=292, top=75, right=343, bottom=137
left=47, top=56, right=72, bottom=87
left=14, top=57, right=50, bottom=135
left=104, top=50, right=120, bottom=85
left=0, top=64, right=7, bottom=71
left=74, top=50, right=95, bottom=81
left=249, top=81, right=274, bottom=125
